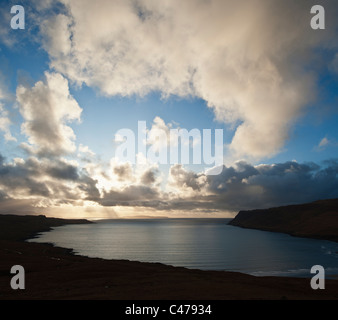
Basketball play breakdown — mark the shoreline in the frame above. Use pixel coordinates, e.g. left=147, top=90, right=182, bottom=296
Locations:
left=228, top=222, right=338, bottom=244
left=1, top=214, right=338, bottom=300
left=27, top=217, right=338, bottom=279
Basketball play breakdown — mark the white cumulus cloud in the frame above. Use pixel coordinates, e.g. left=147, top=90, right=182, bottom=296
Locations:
left=38, top=0, right=338, bottom=162
left=16, top=72, right=82, bottom=156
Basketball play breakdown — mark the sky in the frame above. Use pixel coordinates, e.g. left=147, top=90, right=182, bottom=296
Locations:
left=0, top=0, right=338, bottom=219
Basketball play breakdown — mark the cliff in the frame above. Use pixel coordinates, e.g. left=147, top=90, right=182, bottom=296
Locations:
left=0, top=214, right=93, bottom=241
left=229, top=199, right=338, bottom=242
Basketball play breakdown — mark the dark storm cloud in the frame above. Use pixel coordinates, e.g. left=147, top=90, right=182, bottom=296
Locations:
left=140, top=168, right=158, bottom=185
left=167, top=160, right=338, bottom=212
left=77, top=174, right=101, bottom=202
left=99, top=185, right=160, bottom=207
left=0, top=156, right=50, bottom=197
left=113, top=162, right=133, bottom=181
left=1, top=149, right=337, bottom=214
left=0, top=153, right=99, bottom=201
left=97, top=160, right=338, bottom=212
left=46, top=161, right=79, bottom=181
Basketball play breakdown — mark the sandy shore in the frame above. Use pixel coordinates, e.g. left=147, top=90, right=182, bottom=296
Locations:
left=1, top=215, right=338, bottom=300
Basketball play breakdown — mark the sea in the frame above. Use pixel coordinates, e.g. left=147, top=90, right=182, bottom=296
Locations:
left=27, top=218, right=338, bottom=278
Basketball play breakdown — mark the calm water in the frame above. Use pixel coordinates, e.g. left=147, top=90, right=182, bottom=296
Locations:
left=28, top=218, right=338, bottom=278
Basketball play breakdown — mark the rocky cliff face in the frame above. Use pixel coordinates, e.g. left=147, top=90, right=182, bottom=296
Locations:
left=229, top=199, right=338, bottom=242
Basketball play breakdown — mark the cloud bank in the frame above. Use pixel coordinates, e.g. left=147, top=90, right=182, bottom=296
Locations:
left=1, top=151, right=337, bottom=216
left=165, top=160, right=338, bottom=212
left=39, top=0, right=338, bottom=161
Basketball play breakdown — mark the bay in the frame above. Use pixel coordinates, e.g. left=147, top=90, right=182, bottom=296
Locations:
left=28, top=218, right=338, bottom=278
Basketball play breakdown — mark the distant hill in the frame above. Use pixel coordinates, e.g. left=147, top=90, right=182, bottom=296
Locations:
left=229, top=199, right=338, bottom=242
left=0, top=214, right=93, bottom=241
left=123, top=215, right=169, bottom=219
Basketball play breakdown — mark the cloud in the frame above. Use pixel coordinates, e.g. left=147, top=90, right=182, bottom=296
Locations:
left=0, top=5, right=16, bottom=47
left=318, top=137, right=330, bottom=148
left=16, top=72, right=82, bottom=157
left=89, top=156, right=162, bottom=207
left=1, top=139, right=337, bottom=215
left=167, top=160, right=338, bottom=212
left=168, top=164, right=207, bottom=193
left=111, top=158, right=160, bottom=186
left=38, top=0, right=338, bottom=162
left=140, top=168, right=158, bottom=185
left=0, top=103, right=16, bottom=142
left=0, top=75, right=16, bottom=142
left=99, top=185, right=160, bottom=207
left=314, top=137, right=338, bottom=151
left=146, top=117, right=173, bottom=153
left=89, top=158, right=338, bottom=213
left=113, top=162, right=134, bottom=182
left=0, top=154, right=100, bottom=205
left=78, top=144, right=95, bottom=157
left=314, top=137, right=330, bottom=152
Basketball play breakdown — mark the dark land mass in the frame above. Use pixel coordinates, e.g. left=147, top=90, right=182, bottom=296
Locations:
left=0, top=214, right=338, bottom=300
left=0, top=214, right=93, bottom=241
left=229, top=198, right=338, bottom=243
